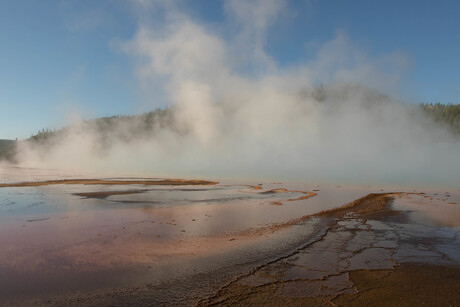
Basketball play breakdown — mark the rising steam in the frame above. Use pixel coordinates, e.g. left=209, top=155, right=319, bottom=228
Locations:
left=12, top=0, right=460, bottom=186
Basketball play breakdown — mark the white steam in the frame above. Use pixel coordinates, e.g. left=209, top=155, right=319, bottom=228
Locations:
left=14, top=0, right=460, bottom=186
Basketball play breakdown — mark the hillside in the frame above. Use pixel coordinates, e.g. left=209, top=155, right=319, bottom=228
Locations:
left=422, top=103, right=460, bottom=135
left=27, top=107, right=175, bottom=145
left=0, top=139, right=17, bottom=163
left=1, top=102, right=459, bottom=164
left=26, top=103, right=460, bottom=145
left=0, top=107, right=175, bottom=163
left=0, top=139, right=14, bottom=153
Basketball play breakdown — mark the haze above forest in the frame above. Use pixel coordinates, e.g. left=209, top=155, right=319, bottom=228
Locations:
left=1, top=86, right=459, bottom=187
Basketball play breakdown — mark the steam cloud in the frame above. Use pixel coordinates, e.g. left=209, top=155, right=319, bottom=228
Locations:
left=13, top=0, right=460, bottom=186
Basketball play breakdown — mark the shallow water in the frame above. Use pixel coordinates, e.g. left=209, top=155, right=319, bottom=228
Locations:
left=0, top=165, right=458, bottom=305
left=203, top=192, right=460, bottom=305
left=0, top=166, right=367, bottom=303
left=392, top=191, right=460, bottom=227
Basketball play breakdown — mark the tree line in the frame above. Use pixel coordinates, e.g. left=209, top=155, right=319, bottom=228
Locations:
left=1, top=103, right=459, bottom=163
left=421, top=103, right=460, bottom=135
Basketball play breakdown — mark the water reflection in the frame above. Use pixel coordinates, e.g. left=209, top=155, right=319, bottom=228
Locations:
left=1, top=166, right=458, bottom=304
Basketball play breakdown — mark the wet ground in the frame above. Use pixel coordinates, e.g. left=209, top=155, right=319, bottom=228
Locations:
left=0, top=165, right=459, bottom=306
left=200, top=193, right=460, bottom=306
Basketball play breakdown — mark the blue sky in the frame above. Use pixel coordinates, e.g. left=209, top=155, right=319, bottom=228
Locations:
left=1, top=0, right=459, bottom=140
